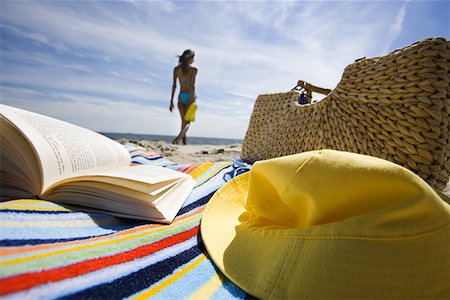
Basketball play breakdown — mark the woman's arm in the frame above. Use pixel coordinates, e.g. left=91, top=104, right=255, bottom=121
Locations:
left=170, top=68, right=177, bottom=112
left=191, top=68, right=197, bottom=101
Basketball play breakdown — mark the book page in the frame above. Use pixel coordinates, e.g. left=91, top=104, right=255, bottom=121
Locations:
left=87, top=164, right=189, bottom=185
left=0, top=104, right=131, bottom=192
left=43, top=182, right=167, bottom=220
left=43, top=174, right=195, bottom=223
left=47, top=165, right=189, bottom=194
left=154, top=176, right=196, bottom=223
left=0, top=117, right=41, bottom=196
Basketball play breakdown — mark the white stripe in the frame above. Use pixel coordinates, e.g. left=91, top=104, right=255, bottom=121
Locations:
left=0, top=218, right=120, bottom=228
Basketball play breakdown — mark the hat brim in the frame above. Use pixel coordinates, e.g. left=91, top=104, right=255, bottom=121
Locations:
left=201, top=172, right=249, bottom=274
left=201, top=172, right=450, bottom=299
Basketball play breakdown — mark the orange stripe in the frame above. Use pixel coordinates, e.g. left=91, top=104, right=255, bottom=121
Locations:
left=183, top=164, right=201, bottom=174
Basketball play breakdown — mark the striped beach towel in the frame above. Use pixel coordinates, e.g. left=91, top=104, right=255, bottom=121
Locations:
left=0, top=146, right=249, bottom=299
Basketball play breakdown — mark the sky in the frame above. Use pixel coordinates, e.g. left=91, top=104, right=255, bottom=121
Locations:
left=0, top=0, right=449, bottom=140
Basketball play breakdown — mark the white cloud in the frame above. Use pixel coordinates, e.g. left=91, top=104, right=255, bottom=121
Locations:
left=1, top=0, right=443, bottom=140
left=385, top=2, right=408, bottom=52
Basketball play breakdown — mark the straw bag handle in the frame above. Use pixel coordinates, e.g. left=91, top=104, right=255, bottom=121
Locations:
left=292, top=80, right=331, bottom=104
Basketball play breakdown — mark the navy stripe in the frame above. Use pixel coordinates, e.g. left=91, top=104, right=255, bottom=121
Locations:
left=0, top=209, right=135, bottom=220
left=131, top=154, right=162, bottom=161
left=176, top=165, right=233, bottom=216
left=0, top=220, right=146, bottom=246
left=62, top=245, right=203, bottom=300
left=0, top=233, right=116, bottom=246
left=0, top=209, right=76, bottom=215
left=178, top=191, right=215, bottom=216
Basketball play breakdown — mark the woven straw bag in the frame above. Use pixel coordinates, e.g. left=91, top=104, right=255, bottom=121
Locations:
left=241, top=37, right=450, bottom=191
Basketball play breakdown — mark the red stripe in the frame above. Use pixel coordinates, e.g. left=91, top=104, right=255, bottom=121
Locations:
left=174, top=165, right=192, bottom=173
left=0, top=226, right=199, bottom=296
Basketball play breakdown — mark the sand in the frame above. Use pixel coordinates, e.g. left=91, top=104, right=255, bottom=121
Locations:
left=116, top=139, right=242, bottom=164
left=117, top=138, right=450, bottom=196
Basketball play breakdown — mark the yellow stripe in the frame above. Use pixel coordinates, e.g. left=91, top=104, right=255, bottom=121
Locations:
left=0, top=199, right=70, bottom=211
left=0, top=205, right=68, bottom=211
left=189, top=163, right=216, bottom=178
left=1, top=212, right=201, bottom=265
left=186, top=273, right=224, bottom=300
left=195, top=163, right=230, bottom=186
left=133, top=255, right=207, bottom=299
left=0, top=199, right=46, bottom=205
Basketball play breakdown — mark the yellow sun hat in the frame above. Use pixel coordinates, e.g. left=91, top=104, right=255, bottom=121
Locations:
left=184, top=103, right=197, bottom=122
left=201, top=150, right=450, bottom=299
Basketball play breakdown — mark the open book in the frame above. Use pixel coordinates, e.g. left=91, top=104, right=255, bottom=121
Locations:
left=0, top=104, right=195, bottom=223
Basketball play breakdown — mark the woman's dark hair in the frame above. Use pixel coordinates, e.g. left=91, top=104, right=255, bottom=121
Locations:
left=178, top=49, right=195, bottom=74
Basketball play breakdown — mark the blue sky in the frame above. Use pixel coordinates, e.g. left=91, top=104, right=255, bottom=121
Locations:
left=1, top=1, right=449, bottom=139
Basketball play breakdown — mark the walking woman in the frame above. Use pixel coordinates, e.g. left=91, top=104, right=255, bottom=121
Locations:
left=170, top=49, right=197, bottom=145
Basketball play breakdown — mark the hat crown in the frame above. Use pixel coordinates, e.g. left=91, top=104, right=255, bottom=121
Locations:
left=244, top=150, right=449, bottom=237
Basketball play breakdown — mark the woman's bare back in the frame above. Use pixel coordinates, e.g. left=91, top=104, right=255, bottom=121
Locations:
left=175, top=65, right=197, bottom=93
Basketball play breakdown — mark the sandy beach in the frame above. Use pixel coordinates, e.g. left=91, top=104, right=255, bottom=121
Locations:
left=117, top=138, right=450, bottom=196
left=117, top=139, right=242, bottom=164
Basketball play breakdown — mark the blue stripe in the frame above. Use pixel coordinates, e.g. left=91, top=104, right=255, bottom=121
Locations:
left=0, top=190, right=211, bottom=245
left=146, top=254, right=220, bottom=300
left=0, top=209, right=74, bottom=214
left=0, top=234, right=113, bottom=246
left=131, top=156, right=176, bottom=166
left=212, top=276, right=247, bottom=299
left=124, top=145, right=145, bottom=152
left=179, top=165, right=230, bottom=208
left=131, top=154, right=162, bottom=161
left=0, top=211, right=121, bottom=220
left=0, top=220, right=142, bottom=244
left=178, top=191, right=214, bottom=216
left=63, top=245, right=203, bottom=300
left=194, top=165, right=231, bottom=189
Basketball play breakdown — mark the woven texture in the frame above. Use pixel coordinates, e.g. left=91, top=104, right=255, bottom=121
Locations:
left=241, top=37, right=450, bottom=191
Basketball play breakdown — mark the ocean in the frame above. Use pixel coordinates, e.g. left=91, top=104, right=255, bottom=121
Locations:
left=100, top=132, right=243, bottom=146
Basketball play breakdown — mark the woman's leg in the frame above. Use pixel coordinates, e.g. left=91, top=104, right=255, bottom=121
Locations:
left=172, top=99, right=189, bottom=144
left=179, top=96, right=196, bottom=144
left=180, top=121, right=190, bottom=145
